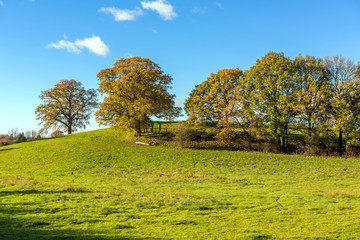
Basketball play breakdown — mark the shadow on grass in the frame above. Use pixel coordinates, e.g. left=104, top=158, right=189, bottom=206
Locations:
left=0, top=189, right=89, bottom=196
left=0, top=192, right=164, bottom=240
left=0, top=210, right=163, bottom=240
left=0, top=147, right=21, bottom=152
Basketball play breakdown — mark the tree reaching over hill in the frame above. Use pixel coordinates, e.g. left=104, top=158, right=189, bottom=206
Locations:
left=35, top=79, right=98, bottom=135
left=96, top=57, right=181, bottom=137
left=185, top=68, right=244, bottom=128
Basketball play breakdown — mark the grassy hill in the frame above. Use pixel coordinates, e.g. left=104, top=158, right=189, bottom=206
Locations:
left=1, top=128, right=360, bottom=239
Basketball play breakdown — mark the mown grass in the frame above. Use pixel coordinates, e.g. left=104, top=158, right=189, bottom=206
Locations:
left=1, top=128, right=360, bottom=239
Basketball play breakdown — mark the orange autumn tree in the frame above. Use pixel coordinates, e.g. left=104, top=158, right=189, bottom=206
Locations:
left=35, top=79, right=98, bottom=135
left=96, top=57, right=181, bottom=136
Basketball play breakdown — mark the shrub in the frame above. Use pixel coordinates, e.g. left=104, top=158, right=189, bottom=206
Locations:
left=173, top=122, right=196, bottom=143
left=16, top=133, right=27, bottom=143
left=214, top=128, right=237, bottom=142
left=51, top=130, right=64, bottom=138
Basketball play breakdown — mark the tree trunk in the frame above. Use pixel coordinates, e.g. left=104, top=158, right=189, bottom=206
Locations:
left=134, top=130, right=141, bottom=137
left=280, top=122, right=288, bottom=149
left=68, top=125, right=72, bottom=134
left=339, top=128, right=343, bottom=155
left=134, top=120, right=142, bottom=137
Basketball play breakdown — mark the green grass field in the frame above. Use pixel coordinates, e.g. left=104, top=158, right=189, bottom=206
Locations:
left=1, top=128, right=360, bottom=239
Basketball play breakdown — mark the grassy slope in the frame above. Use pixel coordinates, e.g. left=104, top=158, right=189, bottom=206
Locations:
left=1, top=129, right=360, bottom=239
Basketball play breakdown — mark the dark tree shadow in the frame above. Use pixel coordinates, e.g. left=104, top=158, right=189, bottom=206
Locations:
left=0, top=190, right=165, bottom=240
left=0, top=147, right=21, bottom=152
left=0, top=211, right=164, bottom=240
left=0, top=189, right=89, bottom=196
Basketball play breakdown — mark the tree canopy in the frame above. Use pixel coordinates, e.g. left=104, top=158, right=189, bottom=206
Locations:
left=185, top=68, right=243, bottom=128
left=244, top=51, right=298, bottom=147
left=96, top=57, right=181, bottom=136
left=35, top=79, right=98, bottom=135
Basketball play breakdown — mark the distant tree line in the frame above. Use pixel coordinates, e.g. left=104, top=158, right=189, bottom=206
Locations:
left=0, top=128, right=43, bottom=146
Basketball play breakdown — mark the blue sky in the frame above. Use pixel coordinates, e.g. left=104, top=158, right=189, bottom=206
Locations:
left=0, top=0, right=359, bottom=134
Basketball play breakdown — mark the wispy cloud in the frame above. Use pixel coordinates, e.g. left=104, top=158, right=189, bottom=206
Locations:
left=141, top=0, right=177, bottom=20
left=99, top=7, right=143, bottom=21
left=46, top=40, right=81, bottom=54
left=0, top=1, right=5, bottom=7
left=46, top=35, right=110, bottom=57
left=192, top=6, right=206, bottom=14
left=217, top=2, right=223, bottom=9
left=124, top=52, right=133, bottom=58
left=175, top=99, right=184, bottom=106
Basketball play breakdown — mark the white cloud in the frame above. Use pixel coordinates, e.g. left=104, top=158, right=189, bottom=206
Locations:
left=0, top=1, right=5, bottom=7
left=46, top=40, right=81, bottom=54
left=99, top=7, right=143, bottom=21
left=217, top=2, right=223, bottom=9
left=141, top=0, right=177, bottom=20
left=152, top=29, right=158, bottom=34
left=75, top=36, right=110, bottom=56
left=46, top=35, right=110, bottom=57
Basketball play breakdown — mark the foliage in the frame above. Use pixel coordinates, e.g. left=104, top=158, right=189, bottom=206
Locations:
left=244, top=51, right=298, bottom=147
left=1, top=129, right=360, bottom=238
left=324, top=55, right=360, bottom=152
left=214, top=127, right=237, bottom=142
left=173, top=122, right=196, bottom=143
left=96, top=57, right=181, bottom=136
left=292, top=54, right=331, bottom=137
left=185, top=68, right=243, bottom=128
left=15, top=132, right=27, bottom=143
left=35, top=79, right=98, bottom=135
left=50, top=130, right=64, bottom=138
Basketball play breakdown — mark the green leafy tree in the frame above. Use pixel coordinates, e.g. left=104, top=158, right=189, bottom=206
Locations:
left=292, top=55, right=331, bottom=137
left=184, top=68, right=244, bottom=128
left=325, top=55, right=360, bottom=152
left=245, top=51, right=298, bottom=148
left=35, top=79, right=98, bottom=135
left=96, top=57, right=181, bottom=137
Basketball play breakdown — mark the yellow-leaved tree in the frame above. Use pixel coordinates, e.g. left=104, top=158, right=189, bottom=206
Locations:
left=35, top=79, right=99, bottom=135
left=292, top=55, right=331, bottom=137
left=245, top=51, right=298, bottom=148
left=96, top=57, right=181, bottom=136
left=184, top=68, right=244, bottom=130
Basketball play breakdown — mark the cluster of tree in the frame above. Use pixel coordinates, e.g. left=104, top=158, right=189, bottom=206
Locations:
left=32, top=54, right=360, bottom=155
left=0, top=128, right=42, bottom=146
left=34, top=57, right=180, bottom=137
left=185, top=52, right=360, bottom=154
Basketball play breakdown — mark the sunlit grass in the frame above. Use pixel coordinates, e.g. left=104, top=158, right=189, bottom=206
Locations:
left=1, top=128, right=360, bottom=239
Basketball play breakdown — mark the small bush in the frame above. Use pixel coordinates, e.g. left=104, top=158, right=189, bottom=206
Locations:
left=173, top=122, right=196, bottom=144
left=214, top=128, right=237, bottom=142
left=51, top=130, right=64, bottom=138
